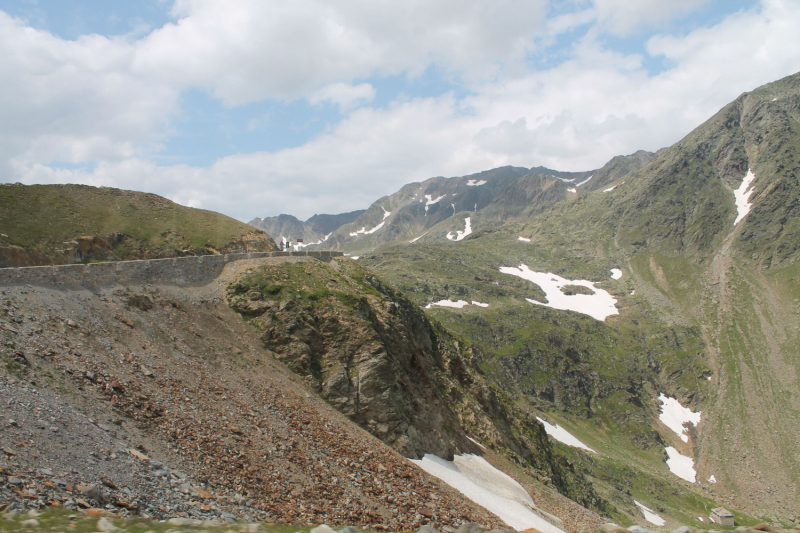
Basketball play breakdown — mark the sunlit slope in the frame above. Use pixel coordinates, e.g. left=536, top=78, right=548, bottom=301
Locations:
left=0, top=183, right=276, bottom=266
left=363, top=71, right=800, bottom=523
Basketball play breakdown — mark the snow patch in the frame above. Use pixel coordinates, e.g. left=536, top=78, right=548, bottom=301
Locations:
left=665, top=446, right=696, bottom=482
left=467, top=179, right=487, bottom=186
left=447, top=217, right=472, bottom=241
left=518, top=237, right=531, bottom=242
left=536, top=417, right=594, bottom=452
left=411, top=454, right=565, bottom=533
left=293, top=232, right=332, bottom=250
left=467, top=436, right=486, bottom=449
left=499, top=265, right=619, bottom=321
left=425, top=299, right=487, bottom=309
left=575, top=174, right=594, bottom=187
left=630, top=290, right=635, bottom=295
left=350, top=256, right=360, bottom=260
left=409, top=231, right=429, bottom=243
left=567, top=187, right=577, bottom=193
left=634, top=501, right=666, bottom=526
left=708, top=475, right=716, bottom=484
left=424, top=194, right=445, bottom=214
left=610, top=268, right=622, bottom=280
left=426, top=300, right=470, bottom=309
left=349, top=207, right=392, bottom=237
left=658, top=394, right=701, bottom=443
left=734, top=169, right=757, bottom=225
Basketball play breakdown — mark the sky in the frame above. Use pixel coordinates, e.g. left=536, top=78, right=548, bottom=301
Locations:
left=1, top=0, right=799, bottom=221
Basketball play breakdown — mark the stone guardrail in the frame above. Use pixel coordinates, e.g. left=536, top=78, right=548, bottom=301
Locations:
left=0, top=251, right=344, bottom=288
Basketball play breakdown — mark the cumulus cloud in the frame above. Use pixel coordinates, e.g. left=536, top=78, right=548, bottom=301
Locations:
left=309, top=83, right=376, bottom=111
left=3, top=0, right=800, bottom=222
left=132, top=0, right=550, bottom=105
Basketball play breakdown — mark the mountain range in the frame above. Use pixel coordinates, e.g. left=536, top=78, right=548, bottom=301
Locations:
left=247, top=72, right=800, bottom=523
left=1, top=72, right=799, bottom=530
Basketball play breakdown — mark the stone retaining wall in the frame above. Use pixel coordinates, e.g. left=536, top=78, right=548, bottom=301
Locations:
left=0, top=251, right=344, bottom=288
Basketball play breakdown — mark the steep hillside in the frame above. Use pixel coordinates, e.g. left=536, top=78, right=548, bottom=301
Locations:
left=0, top=184, right=276, bottom=268
left=360, top=73, right=800, bottom=524
left=0, top=255, right=608, bottom=531
left=0, top=257, right=507, bottom=530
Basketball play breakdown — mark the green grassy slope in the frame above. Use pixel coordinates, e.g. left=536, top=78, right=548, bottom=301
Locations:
left=360, top=72, right=800, bottom=525
left=0, top=183, right=276, bottom=266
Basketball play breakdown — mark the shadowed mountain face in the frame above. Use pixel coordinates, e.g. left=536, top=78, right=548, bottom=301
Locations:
left=249, top=210, right=366, bottom=246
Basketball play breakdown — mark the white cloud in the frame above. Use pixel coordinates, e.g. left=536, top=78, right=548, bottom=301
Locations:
left=132, top=0, right=550, bottom=105
left=0, top=11, right=177, bottom=171
left=592, top=0, right=712, bottom=36
left=309, top=82, right=376, bottom=111
left=3, top=0, right=800, bottom=223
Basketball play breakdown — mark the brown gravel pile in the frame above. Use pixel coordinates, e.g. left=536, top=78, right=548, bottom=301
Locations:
left=0, top=281, right=510, bottom=531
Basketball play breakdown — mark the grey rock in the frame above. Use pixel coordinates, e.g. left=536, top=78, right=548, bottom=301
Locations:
left=81, top=483, right=101, bottom=499
left=456, top=525, right=487, bottom=533
left=418, top=526, right=440, bottom=533
left=673, top=527, right=693, bottom=533
left=149, top=460, right=164, bottom=469
left=37, top=468, right=52, bottom=476
left=338, top=527, right=361, bottom=533
left=7, top=476, right=22, bottom=485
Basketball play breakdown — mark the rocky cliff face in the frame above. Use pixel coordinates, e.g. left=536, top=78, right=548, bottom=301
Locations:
left=226, top=257, right=607, bottom=512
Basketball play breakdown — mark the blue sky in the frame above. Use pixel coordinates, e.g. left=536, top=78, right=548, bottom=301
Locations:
left=1, top=0, right=798, bottom=220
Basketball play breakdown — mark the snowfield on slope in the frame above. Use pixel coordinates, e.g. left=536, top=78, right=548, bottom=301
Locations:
left=425, top=299, right=489, bottom=309
left=466, top=179, right=487, bottom=186
left=665, top=446, right=697, bottom=482
left=634, top=501, right=666, bottom=526
left=536, top=417, right=595, bottom=452
left=349, top=208, right=391, bottom=237
left=411, top=454, right=565, bottom=533
left=658, top=394, right=701, bottom=443
left=610, top=268, right=622, bottom=280
left=734, top=168, right=757, bottom=225
left=499, top=265, right=619, bottom=321
left=447, top=217, right=472, bottom=241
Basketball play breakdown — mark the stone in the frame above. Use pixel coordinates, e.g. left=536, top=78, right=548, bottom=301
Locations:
left=338, top=527, right=361, bottom=533
left=19, top=519, right=39, bottom=527
left=168, top=518, right=205, bottom=526
left=97, top=517, right=118, bottom=532
left=628, top=527, right=659, bottom=533
left=149, top=460, right=163, bottom=469
left=7, top=477, right=22, bottom=485
left=130, top=449, right=149, bottom=461
left=520, top=529, right=544, bottom=533
left=600, top=525, right=630, bottom=533
left=457, top=525, right=488, bottom=533
left=311, top=526, right=337, bottom=533
left=673, top=527, right=692, bottom=533
left=418, top=506, right=433, bottom=518
left=81, top=483, right=101, bottom=500
left=140, top=365, right=154, bottom=377
left=417, top=526, right=440, bottom=533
